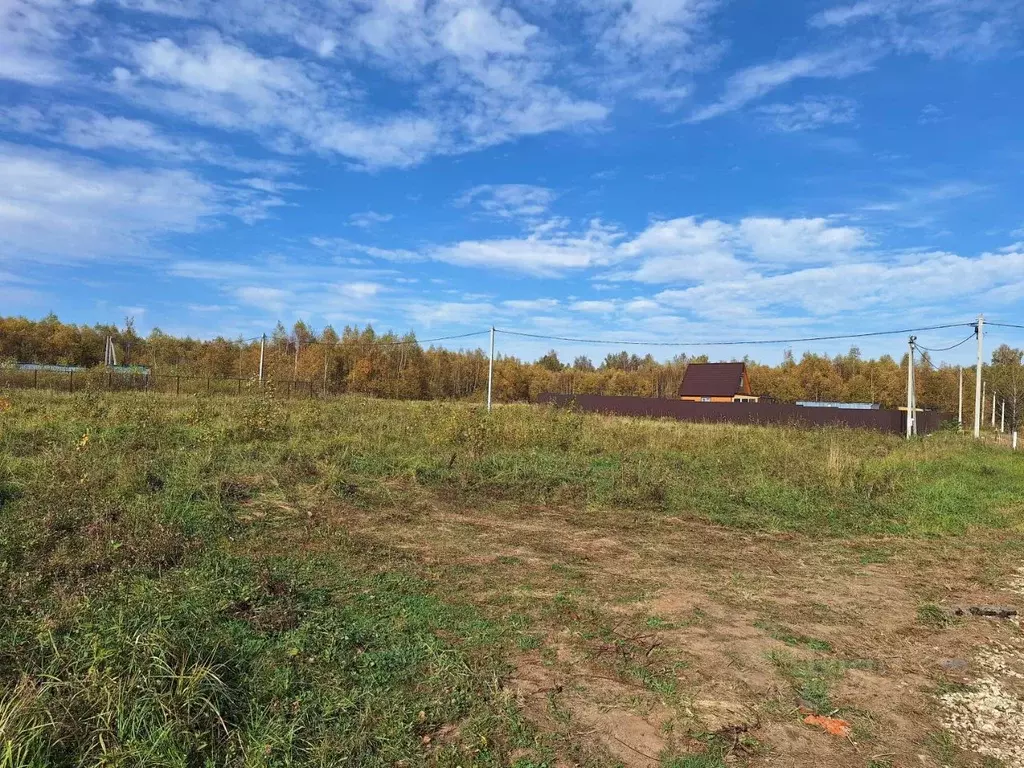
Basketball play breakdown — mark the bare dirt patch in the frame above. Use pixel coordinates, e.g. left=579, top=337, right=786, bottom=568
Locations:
left=315, top=494, right=1024, bottom=766
left=941, top=568, right=1024, bottom=766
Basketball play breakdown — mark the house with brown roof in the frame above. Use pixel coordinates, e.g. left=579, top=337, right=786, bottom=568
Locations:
left=678, top=362, right=759, bottom=403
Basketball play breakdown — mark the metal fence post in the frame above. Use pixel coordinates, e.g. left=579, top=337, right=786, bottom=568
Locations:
left=237, top=377, right=242, bottom=395
left=69, top=371, right=74, bottom=393
left=175, top=375, right=180, bottom=396
left=33, top=369, right=38, bottom=389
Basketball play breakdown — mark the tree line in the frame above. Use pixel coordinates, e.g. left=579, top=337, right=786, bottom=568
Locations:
left=1, top=314, right=1021, bottom=426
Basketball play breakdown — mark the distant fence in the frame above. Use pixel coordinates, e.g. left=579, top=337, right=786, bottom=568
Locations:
left=0, top=368, right=319, bottom=398
left=537, top=393, right=948, bottom=435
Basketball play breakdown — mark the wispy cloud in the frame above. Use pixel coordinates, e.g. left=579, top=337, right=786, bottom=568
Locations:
left=348, top=211, right=394, bottom=229
left=688, top=48, right=877, bottom=122
left=455, top=184, right=557, bottom=220
left=756, top=96, right=858, bottom=132
left=0, top=142, right=222, bottom=262
left=0, top=105, right=294, bottom=175
left=810, top=0, right=1022, bottom=60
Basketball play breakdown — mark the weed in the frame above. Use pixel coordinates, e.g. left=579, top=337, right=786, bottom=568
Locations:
left=858, top=548, right=893, bottom=565
left=769, top=652, right=864, bottom=715
left=518, top=633, right=543, bottom=651
left=917, top=603, right=955, bottom=629
left=755, top=620, right=833, bottom=652
left=2, top=391, right=1022, bottom=766
left=663, top=752, right=727, bottom=768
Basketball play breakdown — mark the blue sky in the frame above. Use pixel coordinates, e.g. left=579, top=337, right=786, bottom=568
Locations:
left=3, top=0, right=1024, bottom=364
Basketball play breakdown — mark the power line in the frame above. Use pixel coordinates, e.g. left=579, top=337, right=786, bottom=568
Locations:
left=915, top=333, right=977, bottom=353
left=987, top=322, right=1024, bottom=330
left=297, top=330, right=490, bottom=348
left=495, top=322, right=974, bottom=348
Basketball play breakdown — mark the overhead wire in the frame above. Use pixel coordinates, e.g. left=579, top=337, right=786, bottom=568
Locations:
left=294, top=330, right=490, bottom=348
left=495, top=322, right=975, bottom=347
left=914, top=332, right=977, bottom=353
left=987, top=322, right=1024, bottom=330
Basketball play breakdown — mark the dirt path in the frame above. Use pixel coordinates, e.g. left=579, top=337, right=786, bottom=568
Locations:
left=308, top=492, right=1024, bottom=766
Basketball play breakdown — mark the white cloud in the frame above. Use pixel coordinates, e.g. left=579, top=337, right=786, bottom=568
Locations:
left=0, top=142, right=221, bottom=262
left=348, top=211, right=394, bottom=228
left=635, top=85, right=693, bottom=109
left=598, top=0, right=724, bottom=71
left=455, top=184, right=556, bottom=219
left=810, top=0, right=1021, bottom=59
left=756, top=96, right=858, bottom=132
left=0, top=0, right=82, bottom=85
left=623, top=298, right=661, bottom=314
left=234, top=286, right=292, bottom=312
left=405, top=300, right=496, bottom=327
left=428, top=219, right=623, bottom=276
left=324, top=213, right=869, bottom=283
left=606, top=215, right=869, bottom=283
left=738, top=217, right=868, bottom=262
left=338, top=281, right=384, bottom=299
left=689, top=48, right=877, bottom=121
left=810, top=0, right=888, bottom=28
left=569, top=299, right=617, bottom=313
left=109, top=18, right=606, bottom=169
left=617, top=216, right=745, bottom=283
left=0, top=105, right=295, bottom=175
left=503, top=298, right=560, bottom=311
left=656, top=247, right=1024, bottom=318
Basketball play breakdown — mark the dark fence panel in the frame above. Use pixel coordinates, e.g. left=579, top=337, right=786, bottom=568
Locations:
left=538, top=393, right=947, bottom=435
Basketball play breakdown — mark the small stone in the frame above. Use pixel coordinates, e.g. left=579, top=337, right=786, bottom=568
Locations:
left=940, top=658, right=969, bottom=671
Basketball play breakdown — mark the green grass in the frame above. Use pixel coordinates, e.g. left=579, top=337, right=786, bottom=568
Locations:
left=917, top=603, right=956, bottom=629
left=754, top=620, right=833, bottom=652
left=768, top=652, right=874, bottom=715
left=1, top=389, right=1021, bottom=765
left=664, top=755, right=727, bottom=768
left=17, top=389, right=1018, bottom=539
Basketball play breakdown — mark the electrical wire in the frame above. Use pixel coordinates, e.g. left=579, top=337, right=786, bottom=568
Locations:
left=495, top=322, right=974, bottom=347
left=914, top=333, right=977, bottom=353
left=987, top=322, right=1024, bottom=330
left=294, top=330, right=490, bottom=348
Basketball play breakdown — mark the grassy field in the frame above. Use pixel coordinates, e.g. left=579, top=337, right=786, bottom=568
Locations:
left=1, top=389, right=1022, bottom=767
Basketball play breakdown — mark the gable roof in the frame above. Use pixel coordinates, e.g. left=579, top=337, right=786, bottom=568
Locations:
left=679, top=362, right=749, bottom=398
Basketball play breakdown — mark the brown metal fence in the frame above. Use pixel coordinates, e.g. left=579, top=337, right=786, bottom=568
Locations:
left=0, top=369, right=320, bottom=398
left=537, top=393, right=949, bottom=435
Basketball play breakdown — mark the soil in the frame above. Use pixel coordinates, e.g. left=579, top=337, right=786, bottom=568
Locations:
left=312, top=492, right=1024, bottom=767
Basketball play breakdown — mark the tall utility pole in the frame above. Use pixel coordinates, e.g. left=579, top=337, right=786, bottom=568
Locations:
left=974, top=315, right=984, bottom=439
left=293, top=341, right=300, bottom=381
left=906, top=336, right=916, bottom=439
left=258, top=333, right=266, bottom=385
left=958, top=367, right=964, bottom=427
left=1001, top=401, right=1006, bottom=433
left=486, top=327, right=495, bottom=413
left=992, top=393, right=997, bottom=427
